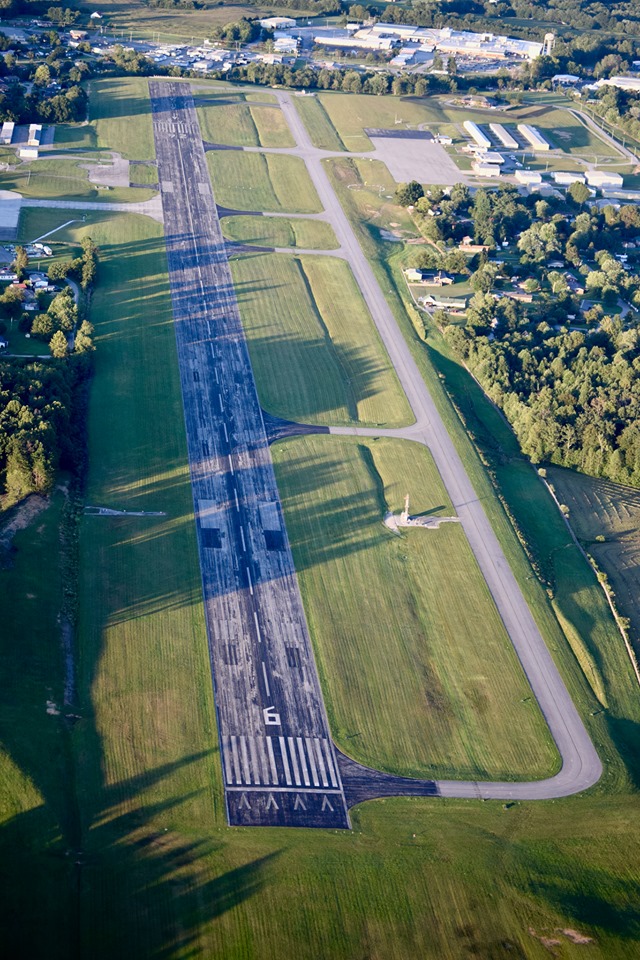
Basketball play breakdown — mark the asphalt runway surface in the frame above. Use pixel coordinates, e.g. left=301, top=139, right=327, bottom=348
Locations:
left=149, top=81, right=350, bottom=829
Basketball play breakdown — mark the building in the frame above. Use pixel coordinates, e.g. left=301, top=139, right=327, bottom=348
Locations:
left=595, top=75, right=640, bottom=92
left=518, top=124, right=550, bottom=151
left=19, top=145, right=38, bottom=159
left=489, top=123, right=518, bottom=150
left=586, top=170, right=624, bottom=189
left=552, top=171, right=586, bottom=185
left=421, top=294, right=468, bottom=311
left=0, top=121, right=14, bottom=145
left=459, top=236, right=490, bottom=253
left=0, top=336, right=8, bottom=350
left=515, top=169, right=543, bottom=185
left=27, top=124, right=42, bottom=147
left=552, top=74, right=581, bottom=85
left=463, top=121, right=491, bottom=150
left=274, top=36, right=299, bottom=54
left=472, top=160, right=502, bottom=177
left=479, top=151, right=504, bottom=165
left=69, top=30, right=88, bottom=40
left=259, top=16, right=296, bottom=30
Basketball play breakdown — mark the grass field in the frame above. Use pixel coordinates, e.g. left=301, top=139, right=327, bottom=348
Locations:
left=549, top=468, right=640, bottom=652
left=197, top=95, right=295, bottom=149
left=0, top=157, right=155, bottom=203
left=293, top=94, right=348, bottom=152
left=272, top=434, right=557, bottom=780
left=230, top=251, right=410, bottom=426
left=207, top=150, right=322, bottom=213
left=73, top=0, right=319, bottom=42
left=221, top=214, right=339, bottom=249
left=88, top=77, right=156, bottom=160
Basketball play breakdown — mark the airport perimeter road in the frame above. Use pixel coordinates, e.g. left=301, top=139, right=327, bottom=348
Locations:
left=149, top=81, right=350, bottom=829
left=274, top=91, right=603, bottom=801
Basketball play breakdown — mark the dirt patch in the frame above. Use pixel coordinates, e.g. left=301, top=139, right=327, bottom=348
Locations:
left=561, top=929, right=594, bottom=945
left=0, top=495, right=49, bottom=560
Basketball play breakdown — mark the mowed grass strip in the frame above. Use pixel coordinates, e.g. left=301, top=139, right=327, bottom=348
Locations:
left=230, top=252, right=410, bottom=426
left=222, top=214, right=339, bottom=249
left=0, top=157, right=155, bottom=203
left=293, top=94, right=347, bottom=151
left=273, top=434, right=558, bottom=780
left=88, top=77, right=155, bottom=160
left=197, top=98, right=294, bottom=148
left=207, top=150, right=322, bottom=213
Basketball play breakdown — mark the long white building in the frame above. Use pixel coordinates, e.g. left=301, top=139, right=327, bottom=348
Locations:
left=489, top=122, right=518, bottom=150
left=464, top=120, right=491, bottom=150
left=518, top=124, right=551, bottom=151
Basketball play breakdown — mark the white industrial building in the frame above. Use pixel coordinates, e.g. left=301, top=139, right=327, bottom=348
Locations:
left=259, top=17, right=296, bottom=30
left=552, top=171, right=586, bottom=185
left=472, top=160, right=502, bottom=177
left=518, top=124, right=551, bottom=151
left=595, top=75, right=640, bottom=92
left=19, top=144, right=38, bottom=159
left=27, top=123, right=42, bottom=147
left=489, top=123, right=518, bottom=150
left=0, top=121, right=14, bottom=144
left=515, top=169, right=543, bottom=185
left=479, top=151, right=505, bottom=165
left=463, top=120, right=491, bottom=150
left=586, top=170, right=624, bottom=188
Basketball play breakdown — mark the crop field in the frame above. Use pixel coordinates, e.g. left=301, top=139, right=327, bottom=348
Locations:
left=197, top=95, right=294, bottom=149
left=549, top=467, right=640, bottom=650
left=272, top=433, right=557, bottom=780
left=221, top=214, right=339, bottom=249
left=230, top=251, right=410, bottom=426
left=88, top=77, right=156, bottom=160
left=207, top=150, right=322, bottom=213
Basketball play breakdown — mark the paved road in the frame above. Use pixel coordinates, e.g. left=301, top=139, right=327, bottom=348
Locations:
left=149, top=82, right=350, bottom=829
left=270, top=90, right=603, bottom=802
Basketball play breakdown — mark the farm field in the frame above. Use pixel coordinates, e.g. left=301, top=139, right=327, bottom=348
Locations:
left=197, top=93, right=294, bottom=149
left=272, top=433, right=558, bottom=780
left=207, top=150, right=322, bottom=213
left=221, top=214, right=339, bottom=249
left=549, top=467, right=640, bottom=652
left=229, top=251, right=411, bottom=426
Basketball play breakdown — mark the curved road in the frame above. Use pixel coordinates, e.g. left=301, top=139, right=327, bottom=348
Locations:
left=268, top=90, right=602, bottom=800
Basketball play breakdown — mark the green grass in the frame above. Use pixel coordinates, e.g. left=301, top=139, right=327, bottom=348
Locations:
left=197, top=97, right=295, bottom=148
left=52, top=123, right=99, bottom=152
left=88, top=77, right=155, bottom=160
left=272, top=434, right=558, bottom=780
left=293, top=95, right=347, bottom=151
left=549, top=467, right=640, bottom=652
left=128, top=162, right=158, bottom=186
left=230, top=251, right=411, bottom=426
left=207, top=149, right=322, bottom=213
left=221, top=214, right=339, bottom=249
left=0, top=157, right=155, bottom=203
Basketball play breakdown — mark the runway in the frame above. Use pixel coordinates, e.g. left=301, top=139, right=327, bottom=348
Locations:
left=149, top=81, right=350, bottom=829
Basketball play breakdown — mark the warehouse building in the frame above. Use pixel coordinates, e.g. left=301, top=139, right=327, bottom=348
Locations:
left=586, top=170, right=624, bottom=188
left=518, top=124, right=551, bottom=151
left=463, top=120, right=491, bottom=150
left=552, top=171, right=586, bottom=185
left=489, top=123, right=518, bottom=150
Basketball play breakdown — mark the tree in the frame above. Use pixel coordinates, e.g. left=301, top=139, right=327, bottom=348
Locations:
left=517, top=221, right=560, bottom=263
left=12, top=245, right=28, bottom=280
left=395, top=180, right=424, bottom=206
left=34, top=64, right=51, bottom=87
left=569, top=181, right=590, bottom=206
left=447, top=56, right=457, bottom=75
left=48, top=288, right=77, bottom=332
left=49, top=329, right=68, bottom=358
left=30, top=312, right=54, bottom=340
left=74, top=319, right=94, bottom=353
left=0, top=284, right=24, bottom=323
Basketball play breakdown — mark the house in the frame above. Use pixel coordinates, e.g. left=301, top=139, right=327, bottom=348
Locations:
left=405, top=268, right=454, bottom=285
left=565, top=274, right=585, bottom=295
left=459, top=235, right=490, bottom=253
left=421, top=294, right=468, bottom=310
left=0, top=272, right=18, bottom=282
